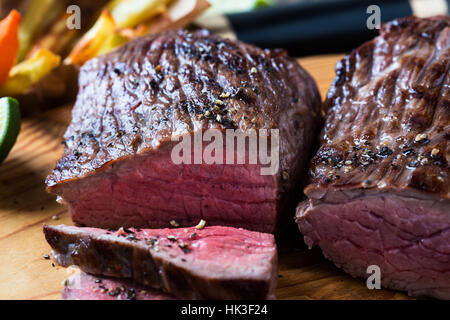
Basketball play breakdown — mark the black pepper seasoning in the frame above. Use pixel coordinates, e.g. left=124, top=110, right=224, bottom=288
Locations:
left=377, top=147, right=393, bottom=157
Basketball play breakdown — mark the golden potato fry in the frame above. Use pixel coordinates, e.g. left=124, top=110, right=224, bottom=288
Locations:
left=65, top=10, right=116, bottom=65
left=108, top=0, right=170, bottom=29
left=97, top=33, right=130, bottom=56
left=120, top=0, right=210, bottom=38
left=139, top=0, right=210, bottom=35
left=0, top=49, right=61, bottom=96
left=28, top=11, right=80, bottom=59
left=18, top=0, right=65, bottom=61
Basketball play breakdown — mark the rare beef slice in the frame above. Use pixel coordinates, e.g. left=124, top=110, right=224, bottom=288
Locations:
left=62, top=272, right=175, bottom=300
left=44, top=224, right=278, bottom=299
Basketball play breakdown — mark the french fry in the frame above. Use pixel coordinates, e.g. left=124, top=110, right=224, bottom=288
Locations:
left=27, top=11, right=80, bottom=59
left=97, top=0, right=210, bottom=53
left=123, top=0, right=211, bottom=38
left=60, top=0, right=210, bottom=66
left=142, top=0, right=210, bottom=34
left=0, top=49, right=61, bottom=96
left=108, top=0, right=171, bottom=29
left=18, top=0, right=65, bottom=61
left=97, top=33, right=130, bottom=56
left=64, top=10, right=116, bottom=66
left=65, top=1, right=170, bottom=65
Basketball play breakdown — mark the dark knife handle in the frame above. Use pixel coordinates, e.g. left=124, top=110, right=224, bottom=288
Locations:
left=226, top=0, right=448, bottom=56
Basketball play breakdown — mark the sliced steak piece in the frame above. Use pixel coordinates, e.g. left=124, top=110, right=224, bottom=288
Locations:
left=44, top=224, right=277, bottom=300
left=295, top=16, right=450, bottom=299
left=62, top=272, right=175, bottom=300
left=45, top=29, right=321, bottom=234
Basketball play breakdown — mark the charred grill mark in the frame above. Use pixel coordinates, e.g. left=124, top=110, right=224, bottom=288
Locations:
left=308, top=16, right=450, bottom=195
left=46, top=29, right=321, bottom=188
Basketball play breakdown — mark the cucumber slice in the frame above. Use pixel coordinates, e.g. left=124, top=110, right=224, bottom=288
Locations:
left=0, top=97, right=21, bottom=164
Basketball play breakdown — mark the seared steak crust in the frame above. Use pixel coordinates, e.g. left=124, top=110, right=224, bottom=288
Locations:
left=308, top=16, right=449, bottom=197
left=296, top=16, right=450, bottom=299
left=46, top=29, right=320, bottom=189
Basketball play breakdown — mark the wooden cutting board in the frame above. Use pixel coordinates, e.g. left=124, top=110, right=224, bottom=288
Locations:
left=0, top=54, right=413, bottom=300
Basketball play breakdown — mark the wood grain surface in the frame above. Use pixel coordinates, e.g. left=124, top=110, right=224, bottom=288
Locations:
left=0, top=54, right=413, bottom=300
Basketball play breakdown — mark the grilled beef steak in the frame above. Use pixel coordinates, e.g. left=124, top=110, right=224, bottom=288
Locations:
left=44, top=224, right=277, bottom=299
left=62, top=272, right=175, bottom=300
left=45, top=29, right=321, bottom=233
left=296, top=16, right=450, bottom=299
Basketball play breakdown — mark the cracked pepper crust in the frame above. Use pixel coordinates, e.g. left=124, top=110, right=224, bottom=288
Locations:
left=305, top=16, right=449, bottom=200
left=46, top=29, right=321, bottom=193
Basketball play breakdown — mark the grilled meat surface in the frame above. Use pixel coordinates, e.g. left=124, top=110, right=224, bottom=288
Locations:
left=46, top=29, right=321, bottom=233
left=296, top=16, right=450, bottom=299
